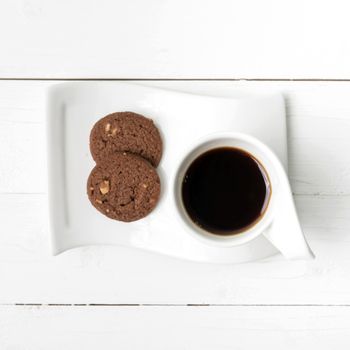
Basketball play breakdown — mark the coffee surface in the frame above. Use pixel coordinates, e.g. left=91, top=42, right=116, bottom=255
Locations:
left=181, top=147, right=270, bottom=235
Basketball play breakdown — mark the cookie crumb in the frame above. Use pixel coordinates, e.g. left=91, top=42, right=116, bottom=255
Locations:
left=99, top=180, right=110, bottom=195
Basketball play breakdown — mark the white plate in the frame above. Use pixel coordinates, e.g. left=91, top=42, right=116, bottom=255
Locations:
left=47, top=82, right=286, bottom=263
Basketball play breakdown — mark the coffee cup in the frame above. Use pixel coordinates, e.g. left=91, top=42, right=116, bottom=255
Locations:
left=175, top=132, right=314, bottom=260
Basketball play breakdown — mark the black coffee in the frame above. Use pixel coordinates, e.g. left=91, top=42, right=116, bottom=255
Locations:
left=181, top=147, right=270, bottom=235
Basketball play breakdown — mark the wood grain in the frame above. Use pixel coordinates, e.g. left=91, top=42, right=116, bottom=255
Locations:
left=1, top=305, right=350, bottom=349
left=0, top=0, right=350, bottom=79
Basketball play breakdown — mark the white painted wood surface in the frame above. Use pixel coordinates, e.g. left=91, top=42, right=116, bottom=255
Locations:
left=2, top=0, right=350, bottom=347
left=0, top=80, right=349, bottom=306
left=1, top=0, right=350, bottom=79
left=1, top=306, right=350, bottom=350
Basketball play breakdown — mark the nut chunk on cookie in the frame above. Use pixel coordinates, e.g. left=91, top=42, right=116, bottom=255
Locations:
left=87, top=152, right=161, bottom=222
left=90, top=111, right=162, bottom=167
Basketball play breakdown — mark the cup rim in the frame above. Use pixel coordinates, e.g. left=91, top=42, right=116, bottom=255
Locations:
left=174, top=132, right=277, bottom=247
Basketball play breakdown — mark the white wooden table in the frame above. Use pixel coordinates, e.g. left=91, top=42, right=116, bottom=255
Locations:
left=1, top=0, right=350, bottom=348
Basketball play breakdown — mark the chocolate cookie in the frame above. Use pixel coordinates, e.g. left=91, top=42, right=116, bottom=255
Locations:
left=87, top=152, right=161, bottom=222
left=90, top=111, right=162, bottom=167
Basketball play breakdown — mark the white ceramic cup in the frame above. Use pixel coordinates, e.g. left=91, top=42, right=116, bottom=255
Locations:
left=173, top=130, right=315, bottom=264
left=175, top=132, right=278, bottom=247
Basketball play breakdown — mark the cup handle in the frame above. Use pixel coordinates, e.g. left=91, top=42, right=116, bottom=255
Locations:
left=263, top=173, right=315, bottom=260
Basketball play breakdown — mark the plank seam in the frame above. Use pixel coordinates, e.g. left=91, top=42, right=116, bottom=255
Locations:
left=1, top=78, right=350, bottom=82
left=9, top=303, right=350, bottom=307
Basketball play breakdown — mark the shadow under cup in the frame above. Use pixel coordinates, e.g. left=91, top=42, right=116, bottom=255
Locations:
left=175, top=134, right=276, bottom=246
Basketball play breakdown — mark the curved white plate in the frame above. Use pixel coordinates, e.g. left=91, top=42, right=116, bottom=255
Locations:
left=47, top=82, right=286, bottom=263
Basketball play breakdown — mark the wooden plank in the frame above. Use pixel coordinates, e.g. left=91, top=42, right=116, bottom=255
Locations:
left=0, top=305, right=350, bottom=349
left=0, top=80, right=349, bottom=304
left=0, top=193, right=349, bottom=304
left=1, top=80, right=350, bottom=195
left=0, top=0, right=350, bottom=78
